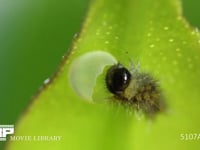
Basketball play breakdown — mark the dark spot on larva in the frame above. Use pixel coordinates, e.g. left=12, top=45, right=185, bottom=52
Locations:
left=106, top=63, right=131, bottom=94
left=106, top=63, right=166, bottom=118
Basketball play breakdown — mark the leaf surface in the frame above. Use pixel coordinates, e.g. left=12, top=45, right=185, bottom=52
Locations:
left=7, top=0, right=200, bottom=149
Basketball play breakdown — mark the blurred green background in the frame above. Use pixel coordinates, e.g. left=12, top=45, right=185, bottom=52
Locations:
left=0, top=0, right=199, bottom=149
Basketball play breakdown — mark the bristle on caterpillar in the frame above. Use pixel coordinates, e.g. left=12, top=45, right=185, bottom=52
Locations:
left=106, top=63, right=166, bottom=118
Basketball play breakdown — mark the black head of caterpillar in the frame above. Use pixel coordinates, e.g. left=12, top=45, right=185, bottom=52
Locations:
left=106, top=63, right=166, bottom=117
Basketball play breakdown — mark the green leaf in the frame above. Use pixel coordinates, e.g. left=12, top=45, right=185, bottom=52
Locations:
left=6, top=0, right=200, bottom=149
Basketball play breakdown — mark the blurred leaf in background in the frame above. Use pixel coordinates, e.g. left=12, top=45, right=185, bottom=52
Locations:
left=182, top=0, right=200, bottom=27
left=0, top=0, right=89, bottom=123
left=0, top=0, right=89, bottom=149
